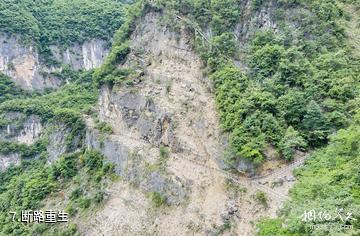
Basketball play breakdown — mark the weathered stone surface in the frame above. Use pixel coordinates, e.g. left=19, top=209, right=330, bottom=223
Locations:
left=141, top=171, right=186, bottom=205
left=0, top=113, right=42, bottom=145
left=85, top=128, right=130, bottom=175
left=0, top=34, right=60, bottom=90
left=47, top=124, right=71, bottom=163
left=0, top=33, right=108, bottom=90
left=85, top=124, right=186, bottom=205
left=236, top=158, right=255, bottom=175
left=102, top=89, right=179, bottom=150
left=0, top=153, right=20, bottom=171
left=50, top=39, right=108, bottom=70
left=234, top=1, right=278, bottom=46
left=14, top=115, right=42, bottom=145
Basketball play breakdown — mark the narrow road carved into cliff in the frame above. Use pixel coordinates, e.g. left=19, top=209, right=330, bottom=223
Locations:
left=174, top=153, right=307, bottom=201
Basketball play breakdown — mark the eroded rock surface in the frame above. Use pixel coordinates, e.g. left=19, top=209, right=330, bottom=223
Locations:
left=50, top=39, right=108, bottom=70
left=81, top=12, right=232, bottom=236
left=0, top=153, right=20, bottom=171
left=0, top=34, right=108, bottom=90
left=0, top=112, right=42, bottom=145
left=46, top=124, right=75, bottom=163
left=78, top=11, right=299, bottom=236
left=0, top=34, right=59, bottom=90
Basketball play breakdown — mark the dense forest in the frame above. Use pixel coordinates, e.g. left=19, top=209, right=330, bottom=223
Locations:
left=0, top=0, right=127, bottom=234
left=0, top=0, right=127, bottom=64
left=257, top=113, right=360, bottom=235
left=95, top=0, right=360, bottom=163
left=0, top=0, right=359, bottom=235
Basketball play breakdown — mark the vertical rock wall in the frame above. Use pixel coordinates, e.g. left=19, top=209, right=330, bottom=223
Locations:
left=0, top=34, right=109, bottom=90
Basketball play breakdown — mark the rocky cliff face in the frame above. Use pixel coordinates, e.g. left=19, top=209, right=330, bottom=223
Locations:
left=46, top=123, right=75, bottom=163
left=75, top=10, right=299, bottom=235
left=0, top=112, right=42, bottom=144
left=0, top=111, right=76, bottom=168
left=234, top=1, right=278, bottom=44
left=0, top=34, right=108, bottom=90
left=50, top=39, right=109, bottom=71
left=0, top=5, right=304, bottom=235
left=0, top=112, right=42, bottom=170
left=80, top=11, right=226, bottom=212
left=0, top=34, right=54, bottom=90
left=80, top=12, right=240, bottom=235
left=0, top=152, right=20, bottom=171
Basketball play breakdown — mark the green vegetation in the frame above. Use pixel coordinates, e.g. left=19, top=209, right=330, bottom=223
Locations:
left=279, top=126, right=307, bottom=160
left=147, top=191, right=167, bottom=207
left=0, top=139, right=47, bottom=159
left=0, top=112, right=26, bottom=133
left=159, top=146, right=170, bottom=159
left=151, top=0, right=360, bottom=164
left=93, top=0, right=147, bottom=87
left=95, top=121, right=113, bottom=135
left=145, top=146, right=170, bottom=174
left=0, top=0, right=359, bottom=235
left=0, top=149, right=114, bottom=235
left=0, top=0, right=128, bottom=64
left=257, top=112, right=360, bottom=235
left=255, top=191, right=268, bottom=207
left=114, top=2, right=357, bottom=234
left=256, top=219, right=297, bottom=236
left=0, top=33, right=103, bottom=236
left=0, top=70, right=97, bottom=149
left=0, top=73, right=29, bottom=103
left=0, top=0, right=155, bottom=234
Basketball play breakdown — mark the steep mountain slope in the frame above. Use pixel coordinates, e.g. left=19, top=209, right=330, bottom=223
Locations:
left=257, top=114, right=360, bottom=235
left=76, top=11, right=292, bottom=235
left=0, top=0, right=359, bottom=236
left=0, top=33, right=108, bottom=90
left=257, top=3, right=360, bottom=235
left=0, top=0, right=126, bottom=90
